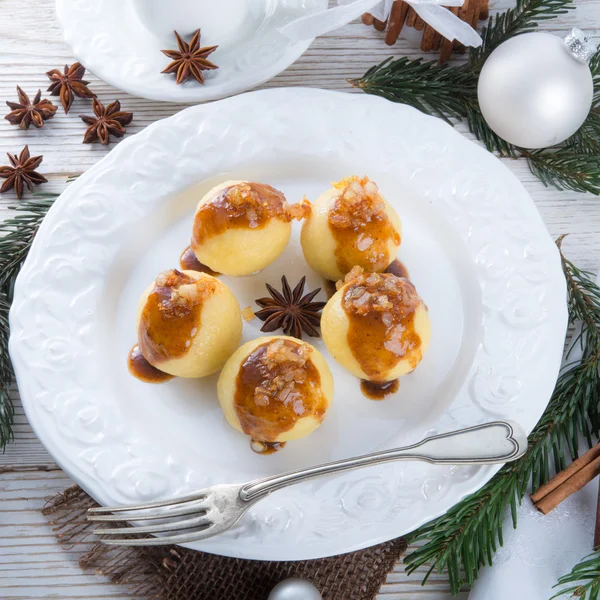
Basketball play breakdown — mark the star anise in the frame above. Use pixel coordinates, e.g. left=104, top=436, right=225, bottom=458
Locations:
left=80, top=99, right=133, bottom=145
left=46, top=62, right=96, bottom=114
left=255, top=276, right=326, bottom=340
left=0, top=146, right=47, bottom=200
left=5, top=86, right=57, bottom=129
left=161, top=29, right=218, bottom=85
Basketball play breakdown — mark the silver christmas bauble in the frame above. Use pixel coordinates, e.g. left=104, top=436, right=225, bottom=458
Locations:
left=477, top=31, right=594, bottom=149
left=267, top=578, right=323, bottom=600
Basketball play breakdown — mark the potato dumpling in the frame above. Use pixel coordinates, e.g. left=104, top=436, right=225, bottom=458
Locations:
left=301, top=176, right=402, bottom=281
left=218, top=336, right=334, bottom=450
left=321, top=267, right=430, bottom=382
left=191, top=181, right=308, bottom=276
left=136, top=269, right=242, bottom=378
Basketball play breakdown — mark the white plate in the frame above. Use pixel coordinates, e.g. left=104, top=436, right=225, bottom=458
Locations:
left=9, top=89, right=567, bottom=560
left=55, top=0, right=327, bottom=103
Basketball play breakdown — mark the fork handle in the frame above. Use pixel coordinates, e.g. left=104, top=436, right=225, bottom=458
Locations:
left=239, top=421, right=527, bottom=503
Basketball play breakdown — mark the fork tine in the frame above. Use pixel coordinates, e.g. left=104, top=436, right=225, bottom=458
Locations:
left=96, top=526, right=220, bottom=547
left=87, top=498, right=210, bottom=522
left=88, top=489, right=209, bottom=514
left=94, top=512, right=212, bottom=536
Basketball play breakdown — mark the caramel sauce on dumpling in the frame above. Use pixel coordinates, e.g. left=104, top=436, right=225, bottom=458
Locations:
left=327, top=177, right=400, bottom=275
left=341, top=267, right=423, bottom=382
left=234, top=338, right=327, bottom=443
left=138, top=269, right=217, bottom=365
left=192, top=182, right=289, bottom=246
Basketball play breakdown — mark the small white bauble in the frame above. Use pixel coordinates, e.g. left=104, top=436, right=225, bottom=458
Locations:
left=477, top=31, right=594, bottom=148
left=267, top=578, right=323, bottom=600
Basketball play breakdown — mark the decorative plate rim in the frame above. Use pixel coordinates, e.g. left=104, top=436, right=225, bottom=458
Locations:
left=9, top=88, right=567, bottom=560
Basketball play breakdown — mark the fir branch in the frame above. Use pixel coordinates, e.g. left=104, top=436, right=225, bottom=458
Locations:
left=591, top=51, right=600, bottom=107
left=0, top=194, right=57, bottom=451
left=404, top=239, right=600, bottom=595
left=0, top=292, right=14, bottom=450
left=552, top=551, right=600, bottom=599
left=468, top=0, right=574, bottom=71
left=524, top=151, right=600, bottom=194
left=348, top=59, right=477, bottom=124
left=566, top=112, right=600, bottom=155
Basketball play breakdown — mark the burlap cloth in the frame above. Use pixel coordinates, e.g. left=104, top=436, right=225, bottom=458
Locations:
left=42, top=485, right=407, bottom=600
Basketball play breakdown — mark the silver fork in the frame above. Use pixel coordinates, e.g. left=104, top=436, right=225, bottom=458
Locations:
left=88, top=421, right=527, bottom=546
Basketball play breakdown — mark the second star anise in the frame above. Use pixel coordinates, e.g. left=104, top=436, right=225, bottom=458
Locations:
left=5, top=86, right=57, bottom=129
left=46, top=62, right=96, bottom=114
left=161, top=29, right=218, bottom=85
left=80, top=99, right=133, bottom=145
left=255, top=276, right=326, bottom=340
left=0, top=146, right=47, bottom=200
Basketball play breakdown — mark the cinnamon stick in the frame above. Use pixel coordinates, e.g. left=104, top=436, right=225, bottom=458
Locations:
left=385, top=1, right=409, bottom=45
left=431, top=30, right=442, bottom=51
left=532, top=444, right=600, bottom=503
left=362, top=13, right=375, bottom=26
left=531, top=444, right=600, bottom=515
left=458, top=0, right=470, bottom=20
left=414, top=15, right=426, bottom=31
left=373, top=17, right=388, bottom=31
left=421, top=24, right=436, bottom=51
left=439, top=38, right=454, bottom=63
left=595, top=479, right=600, bottom=549
left=479, top=0, right=490, bottom=20
left=470, top=0, right=481, bottom=28
left=405, top=7, right=417, bottom=28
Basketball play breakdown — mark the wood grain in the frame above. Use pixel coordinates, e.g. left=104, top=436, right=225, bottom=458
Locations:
left=0, top=0, right=599, bottom=598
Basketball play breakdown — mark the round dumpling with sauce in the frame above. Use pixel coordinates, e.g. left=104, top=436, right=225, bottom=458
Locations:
left=136, top=269, right=242, bottom=378
left=191, top=181, right=309, bottom=276
left=321, top=267, right=431, bottom=382
left=301, top=176, right=402, bottom=282
left=217, top=336, right=334, bottom=452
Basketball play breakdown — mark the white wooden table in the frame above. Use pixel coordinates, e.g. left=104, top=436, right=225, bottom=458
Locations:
left=1, top=1, right=599, bottom=598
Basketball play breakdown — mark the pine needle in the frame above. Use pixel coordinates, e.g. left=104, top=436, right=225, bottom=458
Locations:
left=524, top=151, right=600, bottom=194
left=552, top=551, right=600, bottom=599
left=349, top=59, right=477, bottom=124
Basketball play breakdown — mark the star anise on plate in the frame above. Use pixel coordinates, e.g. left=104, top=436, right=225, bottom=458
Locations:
left=0, top=146, right=47, bottom=200
left=255, top=276, right=326, bottom=340
left=80, top=99, right=133, bottom=145
left=5, top=86, right=57, bottom=129
left=161, top=29, right=218, bottom=85
left=46, top=62, right=96, bottom=114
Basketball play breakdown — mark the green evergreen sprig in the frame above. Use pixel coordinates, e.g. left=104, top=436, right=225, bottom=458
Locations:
left=403, top=238, right=600, bottom=595
left=552, top=551, right=600, bottom=599
left=0, top=193, right=57, bottom=450
left=349, top=0, right=600, bottom=194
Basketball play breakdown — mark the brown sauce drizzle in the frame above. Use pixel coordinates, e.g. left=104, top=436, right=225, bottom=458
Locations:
left=250, top=440, right=287, bottom=455
left=138, top=269, right=215, bottom=366
left=234, top=339, right=327, bottom=444
left=385, top=258, right=409, bottom=279
left=179, top=245, right=219, bottom=276
left=360, top=378, right=399, bottom=400
left=128, top=344, right=174, bottom=383
left=192, top=182, right=289, bottom=248
left=324, top=279, right=337, bottom=299
left=341, top=268, right=422, bottom=382
left=327, top=177, right=401, bottom=275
